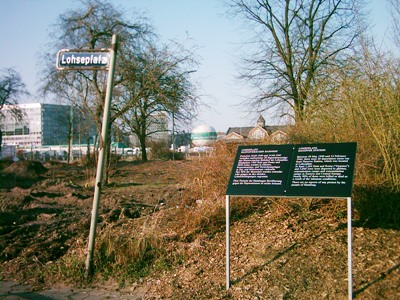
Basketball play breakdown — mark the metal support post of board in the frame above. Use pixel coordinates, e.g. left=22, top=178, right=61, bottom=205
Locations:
left=226, top=195, right=230, bottom=290
left=85, top=34, right=118, bottom=278
left=347, top=197, right=353, bottom=300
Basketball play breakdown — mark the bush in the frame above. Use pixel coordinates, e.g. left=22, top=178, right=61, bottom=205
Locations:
left=288, top=53, right=400, bottom=191
left=353, top=184, right=400, bottom=229
left=148, top=141, right=185, bottom=160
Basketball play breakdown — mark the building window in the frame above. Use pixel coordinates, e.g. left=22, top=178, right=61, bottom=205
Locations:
left=15, top=128, right=23, bottom=135
left=251, top=128, right=266, bottom=139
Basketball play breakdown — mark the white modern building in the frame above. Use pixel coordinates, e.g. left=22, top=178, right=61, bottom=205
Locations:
left=128, top=112, right=169, bottom=146
left=148, top=112, right=169, bottom=143
left=1, top=103, right=95, bottom=148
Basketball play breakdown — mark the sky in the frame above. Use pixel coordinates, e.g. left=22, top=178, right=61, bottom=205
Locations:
left=0, top=0, right=396, bottom=132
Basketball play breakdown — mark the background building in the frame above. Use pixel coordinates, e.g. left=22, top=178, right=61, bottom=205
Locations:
left=128, top=113, right=169, bottom=147
left=1, top=103, right=95, bottom=148
left=191, top=124, right=217, bottom=147
left=224, top=116, right=288, bottom=143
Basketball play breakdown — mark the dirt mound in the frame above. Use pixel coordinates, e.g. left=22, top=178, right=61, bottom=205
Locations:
left=0, top=159, right=13, bottom=170
left=0, top=160, right=48, bottom=189
left=3, top=161, right=47, bottom=178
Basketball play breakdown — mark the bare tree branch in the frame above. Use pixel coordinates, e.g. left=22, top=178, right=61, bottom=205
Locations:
left=229, top=0, right=363, bottom=122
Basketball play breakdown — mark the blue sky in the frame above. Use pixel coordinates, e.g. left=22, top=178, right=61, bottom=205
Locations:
left=0, top=0, right=395, bottom=132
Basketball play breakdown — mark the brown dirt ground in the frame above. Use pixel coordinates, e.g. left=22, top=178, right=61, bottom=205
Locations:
left=0, top=158, right=399, bottom=299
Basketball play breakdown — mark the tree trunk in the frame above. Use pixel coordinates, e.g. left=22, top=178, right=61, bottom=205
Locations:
left=294, top=97, right=306, bottom=122
left=86, top=137, right=91, bottom=167
left=140, top=140, right=148, bottom=161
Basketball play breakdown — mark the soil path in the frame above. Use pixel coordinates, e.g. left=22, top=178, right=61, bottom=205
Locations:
left=0, top=279, right=146, bottom=299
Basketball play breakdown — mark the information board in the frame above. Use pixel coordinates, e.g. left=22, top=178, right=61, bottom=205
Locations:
left=226, top=142, right=357, bottom=198
left=226, top=144, right=292, bottom=196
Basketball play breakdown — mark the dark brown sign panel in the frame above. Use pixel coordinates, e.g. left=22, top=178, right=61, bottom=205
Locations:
left=226, top=143, right=357, bottom=198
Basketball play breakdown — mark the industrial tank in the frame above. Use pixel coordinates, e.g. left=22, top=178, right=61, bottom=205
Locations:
left=191, top=125, right=217, bottom=146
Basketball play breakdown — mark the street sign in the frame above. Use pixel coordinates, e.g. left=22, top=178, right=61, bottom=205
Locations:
left=56, top=49, right=110, bottom=70
left=56, top=38, right=118, bottom=278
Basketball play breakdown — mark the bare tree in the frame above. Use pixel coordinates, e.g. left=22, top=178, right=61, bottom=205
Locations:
left=41, top=0, right=200, bottom=181
left=388, top=0, right=400, bottom=48
left=41, top=0, right=152, bottom=126
left=117, top=42, right=199, bottom=161
left=229, top=0, right=363, bottom=122
left=40, top=0, right=152, bottom=179
left=0, top=68, right=28, bottom=151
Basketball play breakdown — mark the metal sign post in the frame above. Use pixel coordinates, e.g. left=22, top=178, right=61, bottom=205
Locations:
left=225, top=196, right=354, bottom=298
left=226, top=195, right=230, bottom=290
left=56, top=35, right=119, bottom=277
left=347, top=197, right=353, bottom=300
left=84, top=34, right=118, bottom=277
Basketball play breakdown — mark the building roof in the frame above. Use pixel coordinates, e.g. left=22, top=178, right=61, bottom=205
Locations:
left=226, top=125, right=287, bottom=138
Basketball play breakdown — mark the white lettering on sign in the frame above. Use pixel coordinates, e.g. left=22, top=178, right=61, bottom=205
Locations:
left=61, top=54, right=109, bottom=66
left=231, top=151, right=289, bottom=186
left=56, top=50, right=111, bottom=70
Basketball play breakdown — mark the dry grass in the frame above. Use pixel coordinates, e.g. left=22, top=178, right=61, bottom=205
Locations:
left=79, top=135, right=399, bottom=287
left=1, top=156, right=399, bottom=298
